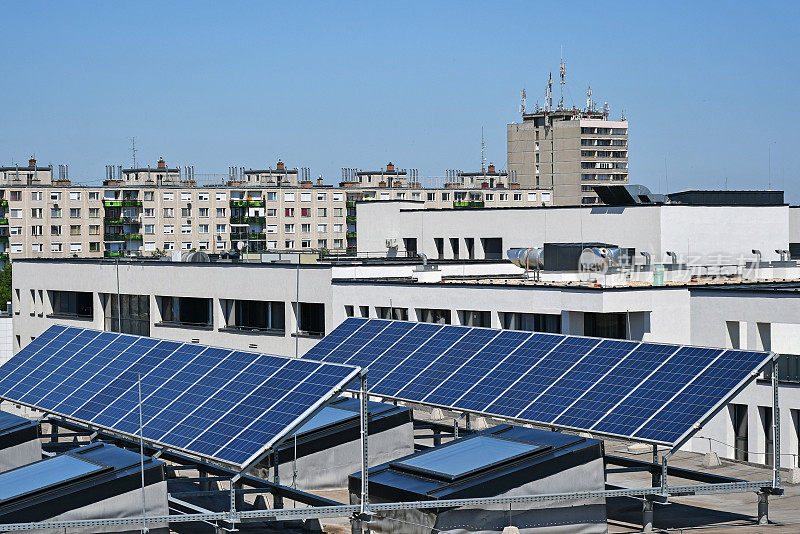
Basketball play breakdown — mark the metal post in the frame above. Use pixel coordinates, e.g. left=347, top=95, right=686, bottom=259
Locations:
left=642, top=500, right=654, bottom=533
left=465, top=412, right=471, bottom=432
left=772, top=360, right=781, bottom=487
left=137, top=373, right=148, bottom=534
left=660, top=455, right=669, bottom=495
left=273, top=448, right=283, bottom=509
left=359, top=370, right=370, bottom=515
left=454, top=418, right=459, bottom=439
left=757, top=492, right=769, bottom=525
left=651, top=445, right=660, bottom=488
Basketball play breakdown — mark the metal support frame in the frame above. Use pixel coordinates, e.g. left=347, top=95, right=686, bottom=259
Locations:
left=358, top=370, right=370, bottom=517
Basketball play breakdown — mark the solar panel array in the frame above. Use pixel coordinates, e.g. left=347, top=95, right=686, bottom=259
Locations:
left=304, top=318, right=772, bottom=445
left=0, top=325, right=359, bottom=468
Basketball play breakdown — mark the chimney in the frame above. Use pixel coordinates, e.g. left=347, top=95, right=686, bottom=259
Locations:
left=276, top=159, right=285, bottom=170
left=386, top=162, right=395, bottom=172
left=157, top=157, right=166, bottom=169
left=28, top=157, right=36, bottom=168
left=487, top=163, right=496, bottom=173
left=316, top=176, right=324, bottom=186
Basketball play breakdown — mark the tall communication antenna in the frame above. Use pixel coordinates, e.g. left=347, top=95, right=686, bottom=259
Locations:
left=519, top=88, right=526, bottom=114
left=546, top=73, right=553, bottom=112
left=586, top=85, right=593, bottom=110
left=559, top=46, right=566, bottom=110
left=130, top=137, right=137, bottom=168
left=481, top=127, right=487, bottom=172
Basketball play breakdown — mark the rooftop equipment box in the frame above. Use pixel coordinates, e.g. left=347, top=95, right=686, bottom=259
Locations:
left=268, top=397, right=414, bottom=490
left=0, top=410, right=41, bottom=473
left=0, top=442, right=168, bottom=533
left=543, top=242, right=617, bottom=272
left=349, top=425, right=606, bottom=534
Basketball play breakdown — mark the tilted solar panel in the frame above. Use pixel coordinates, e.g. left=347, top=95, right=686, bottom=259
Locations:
left=303, top=318, right=773, bottom=446
left=0, top=325, right=360, bottom=469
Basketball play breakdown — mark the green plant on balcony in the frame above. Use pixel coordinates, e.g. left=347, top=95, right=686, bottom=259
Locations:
left=121, top=200, right=143, bottom=207
left=104, top=250, right=123, bottom=258
left=346, top=216, right=357, bottom=224
left=346, top=231, right=357, bottom=238
left=0, top=219, right=8, bottom=226
left=230, top=200, right=248, bottom=207
left=0, top=200, right=8, bottom=208
left=103, top=200, right=123, bottom=207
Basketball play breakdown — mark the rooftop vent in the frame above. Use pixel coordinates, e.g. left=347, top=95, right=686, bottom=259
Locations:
left=157, top=157, right=166, bottom=169
left=386, top=162, right=395, bottom=172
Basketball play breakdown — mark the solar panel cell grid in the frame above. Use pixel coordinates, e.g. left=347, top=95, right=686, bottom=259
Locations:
left=303, top=318, right=772, bottom=446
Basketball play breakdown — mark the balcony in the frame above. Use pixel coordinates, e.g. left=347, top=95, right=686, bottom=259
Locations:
left=453, top=201, right=485, bottom=209
left=104, top=250, right=123, bottom=258
left=104, top=233, right=142, bottom=242
left=0, top=218, right=8, bottom=226
left=230, top=216, right=266, bottom=225
left=346, top=231, right=357, bottom=239
left=103, top=200, right=123, bottom=207
left=346, top=216, right=357, bottom=224
left=0, top=200, right=7, bottom=208
left=103, top=216, right=140, bottom=225
left=346, top=201, right=356, bottom=208
left=0, top=236, right=8, bottom=244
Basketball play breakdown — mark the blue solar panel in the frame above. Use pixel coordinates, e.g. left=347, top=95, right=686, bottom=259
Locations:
left=0, top=326, right=360, bottom=468
left=305, top=318, right=773, bottom=445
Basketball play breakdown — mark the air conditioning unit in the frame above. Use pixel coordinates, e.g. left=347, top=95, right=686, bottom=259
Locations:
left=386, top=238, right=398, bottom=249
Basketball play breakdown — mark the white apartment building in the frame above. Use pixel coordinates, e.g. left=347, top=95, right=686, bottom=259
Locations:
left=0, top=159, right=551, bottom=260
left=10, top=255, right=800, bottom=467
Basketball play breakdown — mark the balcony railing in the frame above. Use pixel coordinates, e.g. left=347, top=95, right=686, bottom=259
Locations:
left=103, top=217, right=140, bottom=225
left=104, top=233, right=143, bottom=242
left=230, top=216, right=266, bottom=225
left=103, top=199, right=143, bottom=208
left=453, top=201, right=485, bottom=209
left=104, top=250, right=124, bottom=258
left=0, top=218, right=8, bottom=226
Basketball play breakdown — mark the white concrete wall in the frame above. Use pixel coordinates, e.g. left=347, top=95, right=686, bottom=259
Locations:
left=358, top=203, right=791, bottom=263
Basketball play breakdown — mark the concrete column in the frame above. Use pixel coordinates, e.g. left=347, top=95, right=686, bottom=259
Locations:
left=642, top=500, right=654, bottom=533
left=757, top=492, right=769, bottom=525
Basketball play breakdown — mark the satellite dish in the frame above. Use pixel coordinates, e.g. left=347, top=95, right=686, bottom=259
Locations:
left=237, top=241, right=245, bottom=251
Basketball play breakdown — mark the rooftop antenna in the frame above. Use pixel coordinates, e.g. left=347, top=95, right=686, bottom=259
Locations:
left=519, top=88, right=526, bottom=114
left=481, top=127, right=487, bottom=172
left=130, top=137, right=137, bottom=169
left=559, top=46, right=566, bottom=110
left=586, top=85, right=593, bottom=111
left=621, top=109, right=626, bottom=121
left=546, top=73, right=553, bottom=112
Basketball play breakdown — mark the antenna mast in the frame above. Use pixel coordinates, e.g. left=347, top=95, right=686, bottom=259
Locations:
left=546, top=73, right=553, bottom=112
left=481, top=127, right=487, bottom=172
left=586, top=85, right=593, bottom=111
left=559, top=46, right=566, bottom=110
left=519, top=88, right=526, bottom=114
left=130, top=137, right=137, bottom=168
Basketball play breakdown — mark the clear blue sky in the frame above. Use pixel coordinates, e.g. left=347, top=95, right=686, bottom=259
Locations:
left=2, top=1, right=798, bottom=199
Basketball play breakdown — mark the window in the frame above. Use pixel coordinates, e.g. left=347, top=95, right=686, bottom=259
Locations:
left=396, top=192, right=406, bottom=199
left=267, top=240, right=277, bottom=249
left=427, top=193, right=435, bottom=201
left=70, top=225, right=81, bottom=236
left=9, top=226, right=21, bottom=235
left=285, top=224, right=295, bottom=233
left=198, top=241, right=209, bottom=250
left=50, top=225, right=62, bottom=236
left=31, top=191, right=43, bottom=201
left=144, top=207, right=155, bottom=217
left=527, top=192, right=537, bottom=201
left=333, top=223, right=343, bottom=232
left=198, top=192, right=209, bottom=201
left=224, top=300, right=285, bottom=332
left=333, top=238, right=343, bottom=249
left=300, top=192, right=311, bottom=202
left=69, top=191, right=81, bottom=201
left=317, top=239, right=327, bottom=248
left=542, top=192, right=551, bottom=203
left=317, top=223, right=327, bottom=232
left=379, top=192, right=390, bottom=200
left=216, top=207, right=226, bottom=217
left=499, top=193, right=508, bottom=201
left=441, top=193, right=450, bottom=201
left=333, top=192, right=343, bottom=201
left=334, top=207, right=344, bottom=217
left=513, top=193, right=522, bottom=201
left=284, top=192, right=295, bottom=202
left=198, top=207, right=209, bottom=218
left=216, top=241, right=226, bottom=250
left=485, top=193, right=494, bottom=201
left=181, top=207, right=192, bottom=217
left=301, top=223, right=311, bottom=233
left=267, top=208, right=277, bottom=217
left=285, top=208, right=295, bottom=217
left=418, top=308, right=451, bottom=324
left=51, top=208, right=62, bottom=218
left=318, top=207, right=327, bottom=217
left=70, top=243, right=82, bottom=252
left=31, top=225, right=43, bottom=236
left=50, top=291, right=93, bottom=318
left=297, top=302, right=325, bottom=336
left=301, top=239, right=311, bottom=248
left=164, top=241, right=174, bottom=250
left=182, top=241, right=192, bottom=250
left=216, top=224, right=227, bottom=234
left=163, top=207, right=174, bottom=218
left=31, top=243, right=42, bottom=252
left=50, top=243, right=63, bottom=252
left=144, top=191, right=154, bottom=201
left=216, top=192, right=227, bottom=201
left=181, top=225, right=192, bottom=234
left=89, top=207, right=100, bottom=218
left=301, top=207, right=310, bottom=217
left=163, top=192, right=174, bottom=201
left=89, top=191, right=99, bottom=200
left=181, top=192, right=191, bottom=201
left=11, top=209, right=24, bottom=219
left=87, top=224, right=100, bottom=235
left=89, top=242, right=100, bottom=252
left=584, top=312, right=627, bottom=339
left=266, top=224, right=278, bottom=233
left=164, top=225, right=174, bottom=234
left=501, top=312, right=561, bottom=333
left=158, top=296, right=211, bottom=327
left=10, top=243, right=23, bottom=253
left=266, top=192, right=277, bottom=201
left=377, top=307, right=409, bottom=321
left=144, top=224, right=155, bottom=234
left=50, top=192, right=62, bottom=202
left=198, top=224, right=209, bottom=234
left=317, top=192, right=327, bottom=201
left=9, top=191, right=21, bottom=201
left=345, top=305, right=355, bottom=317
left=284, top=240, right=294, bottom=248
left=412, top=192, right=421, bottom=200
left=105, top=294, right=150, bottom=336
left=70, top=208, right=81, bottom=218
